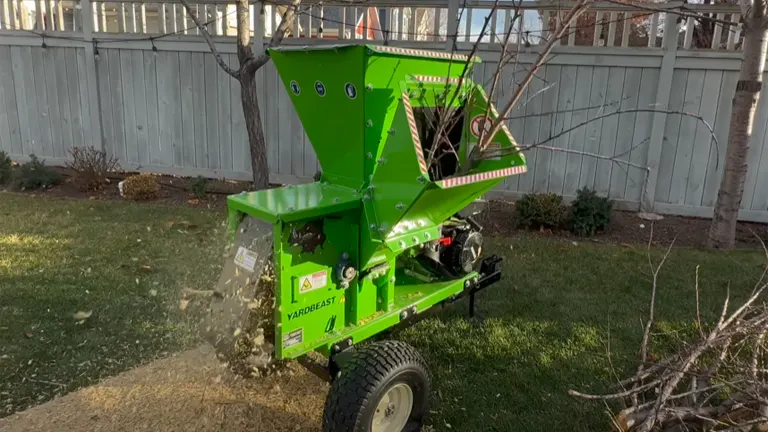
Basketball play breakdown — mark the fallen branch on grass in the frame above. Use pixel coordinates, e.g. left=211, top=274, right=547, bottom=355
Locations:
left=569, top=229, right=768, bottom=432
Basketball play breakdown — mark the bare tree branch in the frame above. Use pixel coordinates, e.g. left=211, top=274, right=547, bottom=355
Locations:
left=178, top=0, right=239, bottom=78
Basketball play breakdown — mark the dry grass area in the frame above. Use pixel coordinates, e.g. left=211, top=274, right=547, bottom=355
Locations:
left=0, top=344, right=328, bottom=432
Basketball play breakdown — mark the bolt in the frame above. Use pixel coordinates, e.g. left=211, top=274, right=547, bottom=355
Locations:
left=287, top=184, right=294, bottom=189
left=396, top=202, right=404, bottom=210
left=400, top=310, right=408, bottom=320
left=417, top=220, right=426, bottom=227
left=342, top=252, right=349, bottom=259
left=370, top=224, right=377, bottom=230
left=377, top=157, right=387, bottom=164
left=366, top=83, right=373, bottom=91
left=417, top=176, right=427, bottom=184
left=424, top=232, right=431, bottom=240
left=398, top=240, right=407, bottom=249
left=333, top=198, right=340, bottom=203
left=368, top=184, right=375, bottom=190
left=287, top=206, right=295, bottom=211
left=387, top=128, right=396, bottom=135
left=332, top=344, right=340, bottom=353
left=390, top=276, right=396, bottom=283
left=412, top=236, right=419, bottom=244
left=464, top=279, right=472, bottom=288
left=367, top=152, right=373, bottom=159
left=366, top=120, right=373, bottom=127
left=363, top=194, right=370, bottom=201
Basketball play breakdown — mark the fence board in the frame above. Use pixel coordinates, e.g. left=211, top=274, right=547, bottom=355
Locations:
left=131, top=50, right=149, bottom=165
left=702, top=71, right=737, bottom=207
left=231, top=68, right=247, bottom=174
left=107, top=50, right=128, bottom=163
left=12, top=47, right=37, bottom=157
left=277, top=70, right=292, bottom=175
left=142, top=50, right=161, bottom=166
left=655, top=69, right=687, bottom=204
left=217, top=54, right=233, bottom=172
left=594, top=66, right=625, bottom=196
left=204, top=54, right=220, bottom=169
left=34, top=48, right=56, bottom=157
left=517, top=66, right=540, bottom=194
left=265, top=62, right=279, bottom=171
left=96, top=49, right=115, bottom=158
left=179, top=52, right=196, bottom=168
left=120, top=50, right=138, bottom=163
left=668, top=69, right=705, bottom=205
left=191, top=52, right=207, bottom=169
left=41, top=49, right=63, bottom=158
left=740, top=72, right=768, bottom=210
left=550, top=65, right=577, bottom=195
left=685, top=70, right=721, bottom=207
left=73, top=48, right=90, bottom=150
left=533, top=65, right=559, bottom=193
left=626, top=68, right=658, bottom=203
left=563, top=65, right=593, bottom=197
left=610, top=67, right=641, bottom=200
left=0, top=45, right=17, bottom=154
left=580, top=65, right=609, bottom=190
left=53, top=48, right=74, bottom=158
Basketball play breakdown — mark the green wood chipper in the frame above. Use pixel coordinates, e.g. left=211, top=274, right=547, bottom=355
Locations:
left=200, top=44, right=527, bottom=432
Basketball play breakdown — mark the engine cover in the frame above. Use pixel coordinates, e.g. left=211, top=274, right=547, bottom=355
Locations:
left=444, top=230, right=484, bottom=276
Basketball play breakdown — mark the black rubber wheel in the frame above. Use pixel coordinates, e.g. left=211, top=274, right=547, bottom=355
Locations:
left=322, top=340, right=431, bottom=432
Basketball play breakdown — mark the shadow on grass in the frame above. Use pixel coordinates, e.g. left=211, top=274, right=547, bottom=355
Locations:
left=0, top=194, right=226, bottom=418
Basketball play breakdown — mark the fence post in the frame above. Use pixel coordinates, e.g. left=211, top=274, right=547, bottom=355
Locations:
left=642, top=3, right=680, bottom=212
left=80, top=0, right=105, bottom=151
left=446, top=0, right=459, bottom=51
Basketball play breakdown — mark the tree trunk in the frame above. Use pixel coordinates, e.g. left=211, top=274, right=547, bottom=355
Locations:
left=235, top=0, right=269, bottom=190
left=708, top=22, right=768, bottom=249
left=239, top=72, right=270, bottom=190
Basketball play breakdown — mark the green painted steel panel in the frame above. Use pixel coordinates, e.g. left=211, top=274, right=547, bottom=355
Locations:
left=268, top=46, right=366, bottom=189
left=227, top=182, right=360, bottom=223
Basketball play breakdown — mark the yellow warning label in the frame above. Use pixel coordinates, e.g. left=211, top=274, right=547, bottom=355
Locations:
left=298, top=270, right=328, bottom=294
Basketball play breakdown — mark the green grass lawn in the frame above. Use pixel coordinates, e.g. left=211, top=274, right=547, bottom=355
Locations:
left=1, top=193, right=766, bottom=431
left=0, top=193, right=226, bottom=416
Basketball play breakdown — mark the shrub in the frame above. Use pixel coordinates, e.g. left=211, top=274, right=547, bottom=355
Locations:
left=190, top=175, right=208, bottom=198
left=515, top=192, right=566, bottom=230
left=122, top=173, right=160, bottom=200
left=0, top=151, right=12, bottom=185
left=66, top=146, right=120, bottom=192
left=14, top=155, right=61, bottom=190
left=568, top=187, right=613, bottom=236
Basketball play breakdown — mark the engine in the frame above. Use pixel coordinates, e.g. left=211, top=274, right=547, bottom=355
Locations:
left=422, top=218, right=484, bottom=278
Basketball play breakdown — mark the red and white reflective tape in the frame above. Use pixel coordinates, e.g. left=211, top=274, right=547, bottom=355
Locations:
left=370, top=45, right=471, bottom=62
left=401, top=92, right=428, bottom=175
left=412, top=75, right=462, bottom=84
left=437, top=165, right=527, bottom=189
left=488, top=102, right=519, bottom=149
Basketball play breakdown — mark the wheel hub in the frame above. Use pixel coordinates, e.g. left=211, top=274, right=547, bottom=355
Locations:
left=372, top=383, right=414, bottom=432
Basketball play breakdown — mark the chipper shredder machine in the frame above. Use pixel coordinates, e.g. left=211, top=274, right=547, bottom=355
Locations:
left=201, top=44, right=527, bottom=432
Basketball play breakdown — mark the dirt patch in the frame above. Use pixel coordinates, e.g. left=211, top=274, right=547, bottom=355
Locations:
left=0, top=345, right=328, bottom=432
left=476, top=199, right=768, bottom=248
left=2, top=166, right=271, bottom=211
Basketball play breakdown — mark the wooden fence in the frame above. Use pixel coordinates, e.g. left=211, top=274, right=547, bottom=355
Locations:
left=1, top=0, right=767, bottom=222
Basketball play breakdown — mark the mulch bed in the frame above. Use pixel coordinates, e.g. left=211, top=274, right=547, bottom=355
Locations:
left=5, top=166, right=264, bottom=211
left=476, top=199, right=768, bottom=249
left=5, top=167, right=767, bottom=248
